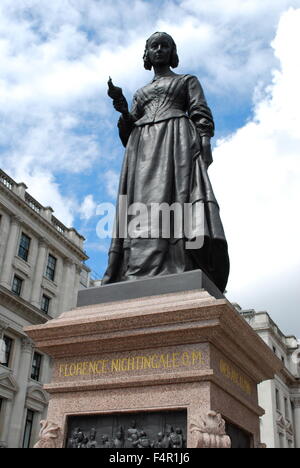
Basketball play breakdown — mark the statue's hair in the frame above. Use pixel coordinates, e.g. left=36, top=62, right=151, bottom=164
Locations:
left=143, top=32, right=179, bottom=70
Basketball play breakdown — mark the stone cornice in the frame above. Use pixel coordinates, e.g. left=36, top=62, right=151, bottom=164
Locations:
left=0, top=184, right=88, bottom=262
left=252, top=324, right=290, bottom=355
left=25, top=291, right=283, bottom=383
left=279, top=367, right=299, bottom=386
left=0, top=319, right=9, bottom=333
left=0, top=285, right=50, bottom=326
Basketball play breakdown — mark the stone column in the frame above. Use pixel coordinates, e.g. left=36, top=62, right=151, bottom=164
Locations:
left=59, top=259, right=75, bottom=313
left=7, top=337, right=34, bottom=448
left=0, top=213, right=10, bottom=273
left=72, top=263, right=82, bottom=309
left=292, top=398, right=300, bottom=448
left=0, top=399, right=14, bottom=444
left=0, top=216, right=20, bottom=288
left=30, top=238, right=48, bottom=308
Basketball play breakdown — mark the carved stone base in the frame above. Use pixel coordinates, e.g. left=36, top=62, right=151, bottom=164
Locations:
left=34, top=420, right=62, bottom=449
left=26, top=286, right=282, bottom=448
left=190, top=411, right=231, bottom=448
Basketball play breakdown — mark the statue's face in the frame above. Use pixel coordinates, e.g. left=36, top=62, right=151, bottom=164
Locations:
left=148, top=34, right=172, bottom=67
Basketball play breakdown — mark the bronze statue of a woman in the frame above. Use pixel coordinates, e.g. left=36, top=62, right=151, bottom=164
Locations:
left=103, top=32, right=229, bottom=292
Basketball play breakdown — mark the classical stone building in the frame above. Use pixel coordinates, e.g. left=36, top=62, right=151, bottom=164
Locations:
left=239, top=307, right=300, bottom=448
left=0, top=169, right=89, bottom=448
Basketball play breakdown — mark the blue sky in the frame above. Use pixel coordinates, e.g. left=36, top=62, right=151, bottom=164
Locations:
left=0, top=0, right=300, bottom=336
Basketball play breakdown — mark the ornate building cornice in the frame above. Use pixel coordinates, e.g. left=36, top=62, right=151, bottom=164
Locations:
left=0, top=319, right=9, bottom=334
left=0, top=183, right=88, bottom=262
left=21, top=337, right=35, bottom=353
left=0, top=285, right=50, bottom=326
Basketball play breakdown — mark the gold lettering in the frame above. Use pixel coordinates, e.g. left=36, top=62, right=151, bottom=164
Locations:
left=59, top=348, right=209, bottom=379
left=182, top=352, right=190, bottom=366
left=231, top=369, right=238, bottom=385
left=121, top=358, right=128, bottom=371
left=151, top=354, right=159, bottom=369
left=159, top=354, right=168, bottom=368
left=220, top=360, right=231, bottom=378
left=69, top=363, right=77, bottom=376
left=127, top=358, right=135, bottom=371
left=220, top=359, right=252, bottom=395
left=166, top=354, right=172, bottom=368
left=102, top=360, right=109, bottom=373
left=88, top=361, right=97, bottom=374
left=111, top=359, right=120, bottom=372
left=76, top=362, right=83, bottom=375
left=143, top=356, right=152, bottom=369
left=135, top=356, right=143, bottom=370
left=192, top=351, right=204, bottom=365
left=172, top=353, right=180, bottom=368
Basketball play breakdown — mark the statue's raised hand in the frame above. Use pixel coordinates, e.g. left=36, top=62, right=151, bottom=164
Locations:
left=107, top=77, right=129, bottom=115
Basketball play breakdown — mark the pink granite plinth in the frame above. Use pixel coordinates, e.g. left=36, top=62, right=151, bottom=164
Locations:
left=25, top=290, right=282, bottom=448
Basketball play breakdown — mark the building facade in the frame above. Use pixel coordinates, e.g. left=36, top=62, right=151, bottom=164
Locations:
left=240, top=308, right=300, bottom=448
left=0, top=169, right=89, bottom=448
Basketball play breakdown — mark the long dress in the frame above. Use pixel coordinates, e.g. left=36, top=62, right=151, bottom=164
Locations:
left=103, top=72, right=229, bottom=292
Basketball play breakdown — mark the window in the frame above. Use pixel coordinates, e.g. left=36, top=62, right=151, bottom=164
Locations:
left=12, top=275, right=23, bottom=296
left=275, top=389, right=281, bottom=411
left=45, top=254, right=57, bottom=281
left=284, top=398, right=289, bottom=419
left=22, top=409, right=35, bottom=448
left=1, top=335, right=13, bottom=367
left=18, top=233, right=31, bottom=262
left=41, top=295, right=50, bottom=314
left=273, top=346, right=277, bottom=354
left=31, top=352, right=42, bottom=381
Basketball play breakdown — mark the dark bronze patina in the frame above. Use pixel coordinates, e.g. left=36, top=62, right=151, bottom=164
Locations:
left=66, top=410, right=186, bottom=448
left=104, top=32, right=229, bottom=292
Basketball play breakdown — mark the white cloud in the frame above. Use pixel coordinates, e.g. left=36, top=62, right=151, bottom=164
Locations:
left=17, top=170, right=76, bottom=226
left=0, top=1, right=299, bottom=337
left=209, top=8, right=300, bottom=334
left=1, top=0, right=298, bottom=108
left=79, top=194, right=97, bottom=221
left=104, top=170, right=119, bottom=199
left=1, top=110, right=99, bottom=173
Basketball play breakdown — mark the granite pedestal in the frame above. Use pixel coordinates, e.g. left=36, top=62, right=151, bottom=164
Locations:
left=25, top=271, right=282, bottom=448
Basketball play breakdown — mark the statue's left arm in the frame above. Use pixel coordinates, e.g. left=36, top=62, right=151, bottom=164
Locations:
left=187, top=75, right=215, bottom=167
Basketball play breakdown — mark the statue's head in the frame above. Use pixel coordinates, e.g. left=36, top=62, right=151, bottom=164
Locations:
left=143, top=32, right=179, bottom=70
